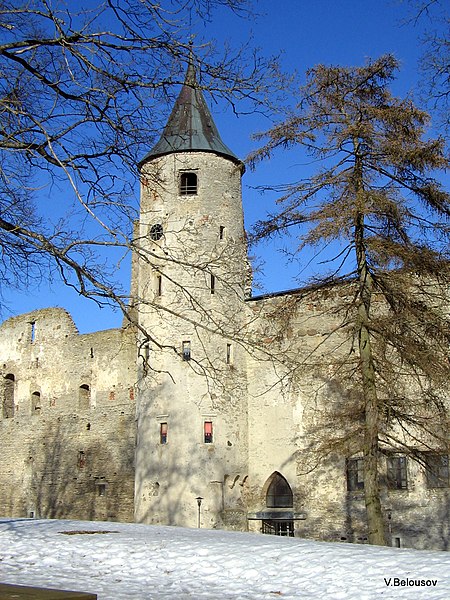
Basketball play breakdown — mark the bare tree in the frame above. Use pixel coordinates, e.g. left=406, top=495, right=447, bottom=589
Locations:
left=249, top=54, right=450, bottom=545
left=0, top=0, right=279, bottom=330
left=405, top=0, right=449, bottom=132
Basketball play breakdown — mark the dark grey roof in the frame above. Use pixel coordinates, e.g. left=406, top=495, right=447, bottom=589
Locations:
left=138, top=61, right=243, bottom=170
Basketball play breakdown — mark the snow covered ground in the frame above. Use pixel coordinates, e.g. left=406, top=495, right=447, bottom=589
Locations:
left=0, top=519, right=449, bottom=599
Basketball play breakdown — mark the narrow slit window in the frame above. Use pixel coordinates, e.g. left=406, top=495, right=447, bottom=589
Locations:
left=77, top=451, right=86, bottom=469
left=204, top=420, right=213, bottom=444
left=79, top=384, right=91, bottom=410
left=180, top=172, right=197, bottom=195
left=219, top=226, right=225, bottom=240
left=226, top=343, right=233, bottom=365
left=210, top=273, right=215, bottom=294
left=31, top=391, right=41, bottom=415
left=30, top=321, right=36, bottom=343
left=156, top=274, right=162, bottom=296
left=182, top=341, right=191, bottom=361
left=160, top=422, right=168, bottom=444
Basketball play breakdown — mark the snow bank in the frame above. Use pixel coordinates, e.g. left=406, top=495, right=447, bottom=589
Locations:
left=0, top=519, right=449, bottom=599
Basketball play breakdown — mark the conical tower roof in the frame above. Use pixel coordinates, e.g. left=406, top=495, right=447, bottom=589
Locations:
left=138, top=59, right=243, bottom=170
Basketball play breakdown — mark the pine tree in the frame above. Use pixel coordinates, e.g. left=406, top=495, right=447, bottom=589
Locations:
left=249, top=55, right=450, bottom=546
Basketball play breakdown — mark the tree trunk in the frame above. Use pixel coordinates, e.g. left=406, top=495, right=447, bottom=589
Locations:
left=358, top=312, right=388, bottom=546
left=354, top=161, right=388, bottom=545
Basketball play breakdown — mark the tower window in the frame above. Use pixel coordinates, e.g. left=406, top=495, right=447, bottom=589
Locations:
left=160, top=422, right=168, bottom=444
left=77, top=451, right=86, bottom=469
left=182, top=341, right=191, bottom=361
left=180, top=172, right=198, bottom=195
left=210, top=273, right=215, bottom=294
left=97, top=483, right=107, bottom=497
left=156, top=274, right=162, bottom=296
left=30, top=321, right=36, bottom=343
left=149, top=223, right=164, bottom=241
left=226, top=343, right=233, bottom=365
left=219, top=226, right=226, bottom=240
left=204, top=420, right=213, bottom=444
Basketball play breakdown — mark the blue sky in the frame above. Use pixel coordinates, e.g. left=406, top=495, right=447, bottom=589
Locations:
left=2, top=0, right=446, bottom=332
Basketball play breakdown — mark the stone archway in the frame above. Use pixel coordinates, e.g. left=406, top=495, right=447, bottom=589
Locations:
left=265, top=472, right=293, bottom=508
left=260, top=472, right=294, bottom=537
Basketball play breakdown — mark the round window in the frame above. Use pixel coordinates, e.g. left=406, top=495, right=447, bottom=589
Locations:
left=149, top=223, right=163, bottom=241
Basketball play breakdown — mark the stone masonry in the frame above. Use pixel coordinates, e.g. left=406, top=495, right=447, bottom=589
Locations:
left=0, top=62, right=448, bottom=550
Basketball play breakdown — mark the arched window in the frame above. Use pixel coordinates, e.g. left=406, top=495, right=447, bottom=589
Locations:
left=3, top=374, right=15, bottom=418
left=31, top=391, right=41, bottom=415
left=266, top=472, right=293, bottom=508
left=180, top=172, right=198, bottom=195
left=79, top=384, right=91, bottom=410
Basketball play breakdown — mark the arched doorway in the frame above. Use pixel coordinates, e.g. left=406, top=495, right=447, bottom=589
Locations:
left=262, top=472, right=294, bottom=537
left=266, top=472, right=293, bottom=508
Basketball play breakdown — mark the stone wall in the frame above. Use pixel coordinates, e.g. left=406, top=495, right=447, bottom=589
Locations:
left=244, top=287, right=450, bottom=550
left=0, top=308, right=136, bottom=522
left=134, top=151, right=250, bottom=530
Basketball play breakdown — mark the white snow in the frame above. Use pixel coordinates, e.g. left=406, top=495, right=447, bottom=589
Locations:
left=0, top=519, right=449, bottom=599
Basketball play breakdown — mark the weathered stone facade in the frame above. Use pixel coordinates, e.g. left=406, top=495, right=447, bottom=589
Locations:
left=0, top=308, right=136, bottom=522
left=1, top=65, right=448, bottom=550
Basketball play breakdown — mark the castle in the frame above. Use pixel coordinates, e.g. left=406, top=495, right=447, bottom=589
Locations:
left=1, top=61, right=448, bottom=550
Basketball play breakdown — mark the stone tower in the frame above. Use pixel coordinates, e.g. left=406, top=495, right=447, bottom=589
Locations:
left=134, top=59, right=250, bottom=530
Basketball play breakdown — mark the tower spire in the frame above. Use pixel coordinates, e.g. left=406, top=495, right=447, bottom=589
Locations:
left=139, top=52, right=243, bottom=170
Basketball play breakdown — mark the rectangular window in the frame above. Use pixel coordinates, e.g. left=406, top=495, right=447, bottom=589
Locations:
left=226, top=343, right=233, bottom=365
left=77, top=451, right=86, bottom=469
left=425, top=453, right=449, bottom=488
left=79, top=384, right=91, bottom=410
left=204, top=421, right=213, bottom=444
left=30, top=321, right=36, bottom=343
left=346, top=458, right=364, bottom=491
left=210, top=273, right=215, bottom=294
left=182, top=341, right=191, bottom=361
left=387, top=456, right=408, bottom=490
left=219, top=226, right=225, bottom=240
left=262, top=520, right=294, bottom=537
left=156, top=274, right=162, bottom=296
left=180, top=172, right=197, bottom=195
left=97, top=483, right=107, bottom=497
left=160, top=422, right=168, bottom=445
